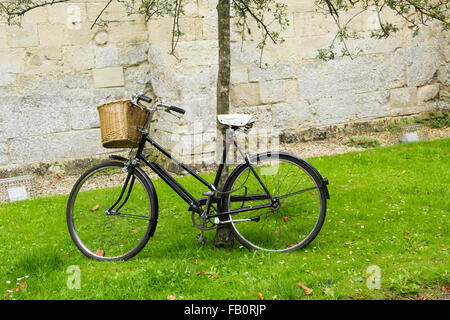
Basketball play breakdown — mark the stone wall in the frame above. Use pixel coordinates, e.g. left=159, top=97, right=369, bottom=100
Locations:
left=0, top=0, right=448, bottom=172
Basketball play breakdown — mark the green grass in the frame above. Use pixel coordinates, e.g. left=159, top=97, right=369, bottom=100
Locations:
left=0, top=139, right=448, bottom=300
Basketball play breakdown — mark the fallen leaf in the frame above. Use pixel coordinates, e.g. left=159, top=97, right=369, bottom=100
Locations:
left=96, top=249, right=105, bottom=256
left=197, top=270, right=206, bottom=276
left=404, top=235, right=410, bottom=240
left=167, top=295, right=176, bottom=300
left=257, top=292, right=264, bottom=300
left=12, top=282, right=27, bottom=292
left=282, top=216, right=291, bottom=222
left=90, top=204, right=100, bottom=211
left=54, top=173, right=62, bottom=179
left=439, top=243, right=444, bottom=248
left=130, top=228, right=139, bottom=234
left=209, top=275, right=219, bottom=279
left=194, top=259, right=198, bottom=265
left=296, top=281, right=312, bottom=295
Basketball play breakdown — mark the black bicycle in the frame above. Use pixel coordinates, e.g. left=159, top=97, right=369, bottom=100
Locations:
left=66, top=93, right=330, bottom=260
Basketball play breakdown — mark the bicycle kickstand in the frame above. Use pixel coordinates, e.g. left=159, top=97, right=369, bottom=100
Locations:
left=196, top=232, right=206, bottom=245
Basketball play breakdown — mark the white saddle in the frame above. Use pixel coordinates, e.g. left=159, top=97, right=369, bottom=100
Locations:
left=217, top=114, right=255, bottom=127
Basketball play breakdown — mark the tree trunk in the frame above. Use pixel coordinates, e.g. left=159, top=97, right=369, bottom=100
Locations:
left=213, top=0, right=234, bottom=248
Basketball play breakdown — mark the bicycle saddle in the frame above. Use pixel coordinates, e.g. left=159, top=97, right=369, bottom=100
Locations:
left=217, top=114, right=255, bottom=127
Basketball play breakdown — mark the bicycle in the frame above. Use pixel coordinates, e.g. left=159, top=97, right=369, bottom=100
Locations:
left=66, top=93, right=330, bottom=260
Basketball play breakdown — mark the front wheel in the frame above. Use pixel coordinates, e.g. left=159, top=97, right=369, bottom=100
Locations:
left=221, top=152, right=327, bottom=252
left=67, top=161, right=158, bottom=261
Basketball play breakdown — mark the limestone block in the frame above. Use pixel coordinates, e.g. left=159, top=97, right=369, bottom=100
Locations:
left=437, top=64, right=450, bottom=86
left=283, top=79, right=300, bottom=103
left=313, top=93, right=358, bottom=126
left=230, top=105, right=273, bottom=129
left=201, top=13, right=218, bottom=40
left=293, top=12, right=336, bottom=37
left=47, top=2, right=87, bottom=24
left=405, top=42, right=439, bottom=87
left=260, top=80, right=285, bottom=104
left=296, top=56, right=378, bottom=100
left=94, top=44, right=119, bottom=68
left=92, top=67, right=125, bottom=88
left=124, top=63, right=152, bottom=87
left=0, top=141, right=8, bottom=165
left=67, top=24, right=96, bottom=45
left=119, top=43, right=149, bottom=66
left=107, top=21, right=148, bottom=44
left=282, top=0, right=317, bottom=13
left=86, top=1, right=143, bottom=22
left=0, top=49, right=24, bottom=86
left=63, top=45, right=95, bottom=71
left=271, top=101, right=312, bottom=128
left=0, top=26, right=7, bottom=49
left=38, top=23, right=69, bottom=47
left=69, top=105, right=100, bottom=130
left=375, top=50, right=406, bottom=90
left=9, top=129, right=106, bottom=164
left=1, top=101, right=70, bottom=140
left=175, top=40, right=218, bottom=67
left=0, top=49, right=24, bottom=73
left=389, top=87, right=418, bottom=115
left=21, top=6, right=49, bottom=24
left=230, top=61, right=249, bottom=84
left=294, top=34, right=334, bottom=61
left=356, top=91, right=390, bottom=119
left=198, top=0, right=218, bottom=17
left=417, top=84, right=440, bottom=103
left=231, top=82, right=261, bottom=107
left=147, top=17, right=174, bottom=43
left=6, top=24, right=39, bottom=48
left=179, top=17, right=203, bottom=41
left=248, top=62, right=294, bottom=82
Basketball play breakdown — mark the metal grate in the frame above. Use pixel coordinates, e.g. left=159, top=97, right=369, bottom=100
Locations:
left=400, top=123, right=424, bottom=132
left=0, top=175, right=35, bottom=203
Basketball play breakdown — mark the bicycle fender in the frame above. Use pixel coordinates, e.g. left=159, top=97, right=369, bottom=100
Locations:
left=275, top=152, right=330, bottom=200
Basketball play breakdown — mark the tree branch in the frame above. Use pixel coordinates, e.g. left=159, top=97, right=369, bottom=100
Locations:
left=91, top=0, right=114, bottom=29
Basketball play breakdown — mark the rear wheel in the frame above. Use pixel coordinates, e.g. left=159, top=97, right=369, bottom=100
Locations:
left=221, top=152, right=327, bottom=252
left=66, top=161, right=157, bottom=260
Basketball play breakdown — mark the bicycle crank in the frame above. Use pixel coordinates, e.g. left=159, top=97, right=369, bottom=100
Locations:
left=191, top=212, right=216, bottom=231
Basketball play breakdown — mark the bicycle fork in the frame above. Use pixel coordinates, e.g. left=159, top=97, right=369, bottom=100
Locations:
left=106, top=160, right=137, bottom=215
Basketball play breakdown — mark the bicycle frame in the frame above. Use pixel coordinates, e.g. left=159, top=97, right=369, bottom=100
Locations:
left=107, top=123, right=275, bottom=221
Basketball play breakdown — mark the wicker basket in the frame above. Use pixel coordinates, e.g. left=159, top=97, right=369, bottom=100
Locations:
left=97, top=100, right=150, bottom=148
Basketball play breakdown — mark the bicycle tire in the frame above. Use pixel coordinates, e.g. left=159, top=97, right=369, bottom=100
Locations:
left=220, top=152, right=327, bottom=252
left=67, top=161, right=158, bottom=261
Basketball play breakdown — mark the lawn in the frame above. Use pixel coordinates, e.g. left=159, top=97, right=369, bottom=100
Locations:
left=0, top=138, right=448, bottom=300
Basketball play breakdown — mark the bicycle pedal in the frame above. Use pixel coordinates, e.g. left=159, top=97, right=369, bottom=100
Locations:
left=196, top=233, right=207, bottom=245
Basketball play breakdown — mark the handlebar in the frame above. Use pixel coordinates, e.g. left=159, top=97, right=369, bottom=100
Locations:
left=136, top=94, right=152, bottom=104
left=132, top=93, right=186, bottom=116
